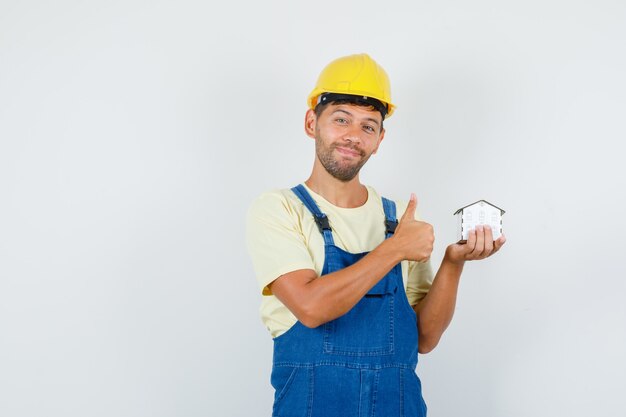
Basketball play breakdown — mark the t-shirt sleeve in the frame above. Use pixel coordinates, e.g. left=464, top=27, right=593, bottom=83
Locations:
left=246, top=191, right=316, bottom=296
left=405, top=260, right=434, bottom=306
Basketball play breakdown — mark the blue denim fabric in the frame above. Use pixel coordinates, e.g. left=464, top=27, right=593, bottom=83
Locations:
left=271, top=185, right=427, bottom=417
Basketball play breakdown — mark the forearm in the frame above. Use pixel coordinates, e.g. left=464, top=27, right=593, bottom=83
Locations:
left=414, top=254, right=465, bottom=353
left=299, top=237, right=403, bottom=327
left=270, top=195, right=436, bottom=329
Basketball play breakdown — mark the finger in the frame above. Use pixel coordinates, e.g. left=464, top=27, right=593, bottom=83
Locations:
left=400, top=193, right=418, bottom=222
left=493, top=234, right=506, bottom=253
left=471, top=225, right=486, bottom=258
left=483, top=226, right=494, bottom=256
left=465, top=227, right=477, bottom=256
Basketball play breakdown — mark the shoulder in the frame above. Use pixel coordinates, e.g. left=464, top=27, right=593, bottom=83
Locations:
left=365, top=185, right=404, bottom=214
left=246, top=188, right=308, bottom=231
left=248, top=188, right=302, bottom=216
left=366, top=186, right=423, bottom=222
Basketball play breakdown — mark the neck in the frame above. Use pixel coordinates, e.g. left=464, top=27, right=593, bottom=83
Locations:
left=305, top=162, right=368, bottom=208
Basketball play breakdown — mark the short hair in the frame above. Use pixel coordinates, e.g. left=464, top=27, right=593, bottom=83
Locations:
left=314, top=98, right=384, bottom=131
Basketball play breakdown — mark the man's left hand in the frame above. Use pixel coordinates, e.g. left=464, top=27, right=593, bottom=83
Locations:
left=444, top=225, right=506, bottom=265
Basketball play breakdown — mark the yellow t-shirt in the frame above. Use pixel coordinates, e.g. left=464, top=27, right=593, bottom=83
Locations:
left=246, top=184, right=434, bottom=338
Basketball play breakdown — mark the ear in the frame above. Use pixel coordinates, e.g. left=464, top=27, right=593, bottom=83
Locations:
left=372, top=128, right=385, bottom=154
left=304, top=109, right=317, bottom=139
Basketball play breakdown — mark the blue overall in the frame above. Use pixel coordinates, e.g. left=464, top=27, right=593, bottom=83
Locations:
left=270, top=185, right=427, bottom=417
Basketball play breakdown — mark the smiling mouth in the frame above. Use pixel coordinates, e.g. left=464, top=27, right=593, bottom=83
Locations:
left=335, top=146, right=361, bottom=157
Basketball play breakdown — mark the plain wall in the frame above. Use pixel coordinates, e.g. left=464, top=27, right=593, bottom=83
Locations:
left=1, top=1, right=625, bottom=416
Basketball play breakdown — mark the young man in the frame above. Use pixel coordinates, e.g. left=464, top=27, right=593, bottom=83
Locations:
left=246, top=53, right=506, bottom=417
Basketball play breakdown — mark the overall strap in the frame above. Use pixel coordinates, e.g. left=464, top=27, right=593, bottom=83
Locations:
left=291, top=184, right=335, bottom=246
left=382, top=197, right=398, bottom=239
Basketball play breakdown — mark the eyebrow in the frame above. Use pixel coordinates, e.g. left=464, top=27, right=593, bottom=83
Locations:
left=331, top=109, right=381, bottom=127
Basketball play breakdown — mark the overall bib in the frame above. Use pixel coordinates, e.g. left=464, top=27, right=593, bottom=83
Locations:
left=271, top=185, right=427, bottom=417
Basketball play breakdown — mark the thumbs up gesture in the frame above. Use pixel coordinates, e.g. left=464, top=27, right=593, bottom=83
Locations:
left=393, top=193, right=435, bottom=262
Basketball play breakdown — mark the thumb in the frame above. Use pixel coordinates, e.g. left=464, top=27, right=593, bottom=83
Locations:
left=400, top=193, right=418, bottom=222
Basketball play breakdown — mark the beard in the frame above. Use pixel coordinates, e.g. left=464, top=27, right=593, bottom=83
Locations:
left=315, top=134, right=372, bottom=182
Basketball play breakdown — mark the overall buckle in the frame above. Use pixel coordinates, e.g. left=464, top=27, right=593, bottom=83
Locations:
left=385, top=219, right=398, bottom=235
left=314, top=215, right=331, bottom=234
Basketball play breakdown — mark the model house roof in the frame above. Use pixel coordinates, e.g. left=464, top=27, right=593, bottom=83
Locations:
left=453, top=200, right=505, bottom=215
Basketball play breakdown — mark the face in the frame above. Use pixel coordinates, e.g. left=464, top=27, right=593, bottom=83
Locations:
left=306, top=103, right=385, bottom=182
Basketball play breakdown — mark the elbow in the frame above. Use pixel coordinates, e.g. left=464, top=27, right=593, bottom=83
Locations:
left=296, top=304, right=327, bottom=329
left=417, top=330, right=442, bottom=354
left=418, top=339, right=437, bottom=354
left=417, top=316, right=448, bottom=354
left=299, top=315, right=324, bottom=329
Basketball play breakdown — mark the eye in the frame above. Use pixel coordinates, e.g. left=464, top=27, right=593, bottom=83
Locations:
left=363, top=125, right=376, bottom=133
left=335, top=118, right=348, bottom=124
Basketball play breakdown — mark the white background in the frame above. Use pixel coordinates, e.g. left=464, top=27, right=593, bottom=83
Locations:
left=1, top=1, right=625, bottom=416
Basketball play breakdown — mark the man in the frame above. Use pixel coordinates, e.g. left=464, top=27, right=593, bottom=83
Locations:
left=246, top=53, right=506, bottom=417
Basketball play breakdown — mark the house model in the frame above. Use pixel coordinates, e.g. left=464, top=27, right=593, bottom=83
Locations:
left=454, top=200, right=505, bottom=242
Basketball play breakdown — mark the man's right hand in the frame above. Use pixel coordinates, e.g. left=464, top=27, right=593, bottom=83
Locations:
left=392, top=193, right=434, bottom=262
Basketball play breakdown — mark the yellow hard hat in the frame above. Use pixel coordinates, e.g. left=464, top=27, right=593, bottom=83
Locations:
left=307, top=53, right=395, bottom=118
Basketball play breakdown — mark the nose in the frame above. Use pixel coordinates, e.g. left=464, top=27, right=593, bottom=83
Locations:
left=343, top=124, right=362, bottom=144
